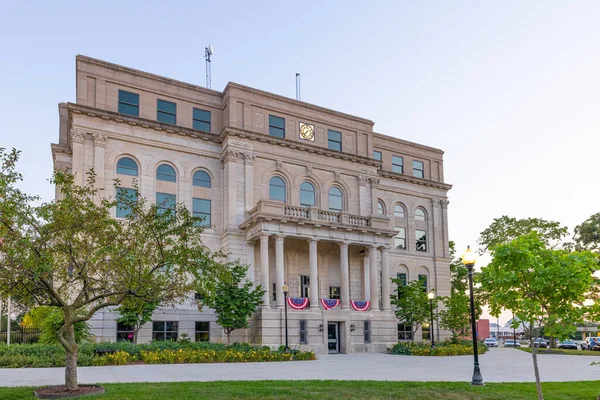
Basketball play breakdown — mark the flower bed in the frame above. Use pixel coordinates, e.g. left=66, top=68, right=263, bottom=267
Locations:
left=391, top=340, right=488, bottom=356
left=0, top=342, right=316, bottom=368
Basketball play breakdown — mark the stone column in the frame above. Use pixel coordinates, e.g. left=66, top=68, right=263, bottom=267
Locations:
left=275, top=235, right=285, bottom=308
left=369, top=245, right=379, bottom=311
left=221, top=150, right=239, bottom=229
left=70, top=128, right=85, bottom=186
left=339, top=242, right=350, bottom=309
left=260, top=234, right=270, bottom=308
left=380, top=246, right=391, bottom=311
left=92, top=133, right=107, bottom=191
left=309, top=239, right=319, bottom=308
left=363, top=251, right=370, bottom=300
left=358, top=176, right=370, bottom=216
left=246, top=240, right=255, bottom=283
left=243, top=153, right=255, bottom=212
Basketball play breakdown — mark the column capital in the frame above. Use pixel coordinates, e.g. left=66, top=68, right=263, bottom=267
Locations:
left=70, top=128, right=86, bottom=144
left=275, top=234, right=286, bottom=240
left=307, top=238, right=320, bottom=244
left=220, top=149, right=239, bottom=165
left=378, top=245, right=392, bottom=251
left=92, top=132, right=107, bottom=148
left=243, top=152, right=256, bottom=165
left=369, top=244, right=379, bottom=250
left=338, top=241, right=350, bottom=249
left=259, top=233, right=270, bottom=240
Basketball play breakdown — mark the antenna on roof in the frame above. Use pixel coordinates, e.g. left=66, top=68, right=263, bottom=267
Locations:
left=296, top=73, right=301, bottom=100
left=205, top=44, right=214, bottom=89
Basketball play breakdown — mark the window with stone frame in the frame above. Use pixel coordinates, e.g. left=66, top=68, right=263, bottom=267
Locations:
left=394, top=227, right=406, bottom=249
left=269, top=115, right=285, bottom=138
left=299, top=320, right=308, bottom=344
left=195, top=321, right=210, bottom=342
left=413, top=160, right=424, bottom=178
left=392, top=155, right=404, bottom=174
left=416, top=229, right=427, bottom=252
left=418, top=274, right=428, bottom=292
left=118, top=90, right=139, bottom=117
left=116, top=322, right=134, bottom=342
left=329, top=286, right=341, bottom=300
left=157, top=99, right=177, bottom=125
left=396, top=272, right=407, bottom=298
left=152, top=321, right=178, bottom=341
left=299, top=275, right=310, bottom=298
left=398, top=323, right=412, bottom=340
left=422, top=323, right=431, bottom=340
left=364, top=321, right=371, bottom=343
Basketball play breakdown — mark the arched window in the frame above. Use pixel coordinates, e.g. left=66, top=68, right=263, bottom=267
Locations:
left=394, top=203, right=406, bottom=218
left=193, top=170, right=211, bottom=188
left=269, top=176, right=286, bottom=202
left=116, top=157, right=138, bottom=176
left=156, top=164, right=176, bottom=182
left=377, top=200, right=385, bottom=215
left=415, top=208, right=426, bottom=221
left=328, top=187, right=343, bottom=212
left=300, top=181, right=316, bottom=207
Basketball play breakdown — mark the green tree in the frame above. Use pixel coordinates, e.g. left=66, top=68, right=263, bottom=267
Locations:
left=390, top=279, right=432, bottom=341
left=479, top=233, right=598, bottom=400
left=0, top=148, right=225, bottom=392
left=115, top=297, right=160, bottom=344
left=203, top=264, right=264, bottom=344
left=573, top=213, right=600, bottom=253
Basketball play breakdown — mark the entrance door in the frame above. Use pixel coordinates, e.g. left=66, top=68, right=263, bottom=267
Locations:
left=328, top=322, right=340, bottom=354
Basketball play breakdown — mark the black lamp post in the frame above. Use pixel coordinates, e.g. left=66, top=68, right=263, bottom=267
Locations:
left=462, top=246, right=484, bottom=386
left=513, top=312, right=517, bottom=346
left=427, top=290, right=435, bottom=347
left=282, top=283, right=289, bottom=352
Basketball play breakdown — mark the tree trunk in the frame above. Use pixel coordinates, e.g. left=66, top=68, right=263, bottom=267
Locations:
left=226, top=330, right=231, bottom=344
left=64, top=324, right=78, bottom=391
left=531, top=339, right=544, bottom=400
left=133, top=327, right=140, bottom=345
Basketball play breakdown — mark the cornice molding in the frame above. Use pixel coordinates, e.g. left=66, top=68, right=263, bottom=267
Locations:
left=378, top=169, right=452, bottom=192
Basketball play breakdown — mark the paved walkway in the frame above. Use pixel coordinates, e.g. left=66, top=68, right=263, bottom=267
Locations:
left=0, top=348, right=599, bottom=387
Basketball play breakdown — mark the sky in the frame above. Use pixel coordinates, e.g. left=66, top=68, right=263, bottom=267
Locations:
left=1, top=1, right=599, bottom=324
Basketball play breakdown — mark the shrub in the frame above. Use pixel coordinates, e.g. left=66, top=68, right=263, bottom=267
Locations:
left=391, top=340, right=489, bottom=356
left=92, top=350, right=136, bottom=366
left=38, top=308, right=91, bottom=345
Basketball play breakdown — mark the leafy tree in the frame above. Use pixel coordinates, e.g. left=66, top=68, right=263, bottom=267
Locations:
left=573, top=213, right=600, bottom=253
left=203, top=264, right=264, bottom=344
left=390, top=279, right=432, bottom=341
left=115, top=297, right=160, bottom=344
left=0, top=148, right=225, bottom=392
left=39, top=308, right=91, bottom=344
left=479, top=233, right=598, bottom=400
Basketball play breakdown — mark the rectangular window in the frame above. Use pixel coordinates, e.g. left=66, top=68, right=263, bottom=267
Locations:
left=157, top=99, right=177, bottom=125
left=416, top=229, right=427, bottom=252
left=329, top=286, right=341, bottom=300
left=116, top=187, right=137, bottom=218
left=156, top=192, right=176, bottom=216
left=373, top=150, right=382, bottom=161
left=269, top=115, right=285, bottom=138
left=392, top=156, right=404, bottom=174
left=398, top=323, right=412, bottom=341
left=193, top=198, right=211, bottom=227
left=272, top=283, right=276, bottom=302
left=328, top=130, right=342, bottom=151
left=194, top=292, right=204, bottom=301
left=299, top=320, right=307, bottom=345
left=118, top=90, right=139, bottom=117
left=394, top=227, right=406, bottom=250
left=418, top=274, right=428, bottom=292
left=299, top=275, right=310, bottom=298
left=195, top=321, right=210, bottom=342
left=422, top=323, right=431, bottom=340
left=193, top=108, right=211, bottom=132
left=364, top=321, right=371, bottom=343
left=397, top=272, right=407, bottom=298
left=116, top=322, right=134, bottom=342
left=413, top=160, right=424, bottom=178
left=152, top=321, right=178, bottom=341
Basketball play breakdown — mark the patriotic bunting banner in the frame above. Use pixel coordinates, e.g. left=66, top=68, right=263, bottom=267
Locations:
left=287, top=297, right=309, bottom=310
left=320, top=298, right=340, bottom=310
left=350, top=300, right=370, bottom=311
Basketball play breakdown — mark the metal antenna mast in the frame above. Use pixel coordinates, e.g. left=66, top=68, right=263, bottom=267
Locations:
left=296, top=73, right=301, bottom=100
left=205, top=44, right=214, bottom=89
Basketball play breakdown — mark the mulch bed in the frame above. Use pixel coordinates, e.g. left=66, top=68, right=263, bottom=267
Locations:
left=34, top=385, right=105, bottom=399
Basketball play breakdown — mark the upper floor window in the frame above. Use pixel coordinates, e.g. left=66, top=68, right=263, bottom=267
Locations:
left=269, top=115, right=285, bottom=138
left=394, top=227, right=406, bottom=250
left=413, top=160, right=424, bottom=178
left=156, top=193, right=176, bottom=216
left=377, top=200, right=385, bottom=215
left=415, top=208, right=426, bottom=221
left=193, top=198, right=211, bottom=227
left=193, top=108, right=211, bottom=132
left=269, top=176, right=286, bottom=202
left=328, top=130, right=342, bottom=152
left=156, top=164, right=177, bottom=182
left=418, top=274, right=428, bottom=291
left=392, top=156, right=404, bottom=174
left=116, top=187, right=137, bottom=219
left=157, top=99, right=176, bottom=125
left=118, top=90, right=139, bottom=117
left=394, top=203, right=405, bottom=218
left=116, top=157, right=138, bottom=176
left=300, top=181, right=316, bottom=207
left=373, top=150, right=382, bottom=161
left=193, top=170, right=211, bottom=188
left=328, top=187, right=343, bottom=211
left=416, top=230, right=427, bottom=252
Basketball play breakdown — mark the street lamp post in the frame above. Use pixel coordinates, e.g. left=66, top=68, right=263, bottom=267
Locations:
left=282, top=283, right=289, bottom=352
left=462, top=246, right=484, bottom=386
left=427, top=290, right=435, bottom=347
left=513, top=312, right=517, bottom=346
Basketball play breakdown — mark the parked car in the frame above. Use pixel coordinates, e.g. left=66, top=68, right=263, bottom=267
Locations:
left=484, top=338, right=498, bottom=347
left=557, top=339, right=578, bottom=350
left=504, top=339, right=521, bottom=348
left=581, top=337, right=600, bottom=351
left=530, top=338, right=548, bottom=348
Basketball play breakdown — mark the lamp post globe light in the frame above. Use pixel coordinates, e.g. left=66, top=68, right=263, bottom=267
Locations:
left=282, top=283, right=289, bottom=352
left=427, top=290, right=435, bottom=347
left=462, top=246, right=484, bottom=386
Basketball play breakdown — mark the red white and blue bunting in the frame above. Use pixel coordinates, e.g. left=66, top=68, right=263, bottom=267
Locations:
left=350, top=300, right=370, bottom=311
left=320, top=298, right=341, bottom=310
left=287, top=297, right=309, bottom=310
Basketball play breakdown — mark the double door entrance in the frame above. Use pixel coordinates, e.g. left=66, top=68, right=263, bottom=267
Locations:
left=327, top=322, right=340, bottom=354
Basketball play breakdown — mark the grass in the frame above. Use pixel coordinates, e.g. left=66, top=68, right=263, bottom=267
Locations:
left=517, top=347, right=600, bottom=357
left=0, top=381, right=598, bottom=400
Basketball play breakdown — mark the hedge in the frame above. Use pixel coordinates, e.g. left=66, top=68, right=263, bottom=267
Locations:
left=0, top=341, right=316, bottom=368
left=391, top=340, right=489, bottom=356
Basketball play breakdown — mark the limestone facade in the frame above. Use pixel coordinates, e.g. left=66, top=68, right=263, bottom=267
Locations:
left=51, top=55, right=452, bottom=353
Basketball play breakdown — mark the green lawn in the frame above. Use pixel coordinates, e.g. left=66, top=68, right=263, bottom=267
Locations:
left=517, top=347, right=600, bottom=356
left=0, top=381, right=598, bottom=400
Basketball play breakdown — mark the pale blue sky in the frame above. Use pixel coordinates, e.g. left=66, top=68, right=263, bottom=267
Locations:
left=2, top=1, right=599, bottom=323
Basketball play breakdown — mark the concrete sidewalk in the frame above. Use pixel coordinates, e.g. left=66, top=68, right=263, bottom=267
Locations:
left=0, top=348, right=598, bottom=387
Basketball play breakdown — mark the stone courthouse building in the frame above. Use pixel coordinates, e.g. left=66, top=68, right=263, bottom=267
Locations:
left=51, top=55, right=452, bottom=354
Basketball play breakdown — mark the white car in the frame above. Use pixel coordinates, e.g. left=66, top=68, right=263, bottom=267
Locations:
left=484, top=338, right=498, bottom=347
left=504, top=339, right=521, bottom=347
